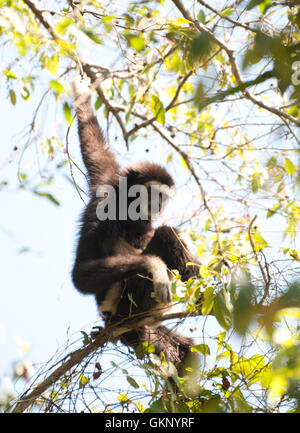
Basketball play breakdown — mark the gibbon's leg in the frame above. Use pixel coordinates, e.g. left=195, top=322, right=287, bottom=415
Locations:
left=72, top=221, right=172, bottom=304
left=119, top=326, right=196, bottom=376
left=111, top=226, right=200, bottom=374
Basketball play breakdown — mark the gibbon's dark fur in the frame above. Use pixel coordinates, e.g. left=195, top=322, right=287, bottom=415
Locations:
left=71, top=78, right=200, bottom=372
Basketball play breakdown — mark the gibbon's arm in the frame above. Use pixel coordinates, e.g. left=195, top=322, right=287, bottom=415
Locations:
left=144, top=226, right=200, bottom=281
left=73, top=77, right=120, bottom=189
left=72, top=223, right=172, bottom=304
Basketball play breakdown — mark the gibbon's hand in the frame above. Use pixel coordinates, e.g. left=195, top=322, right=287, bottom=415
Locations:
left=71, top=74, right=91, bottom=102
left=90, top=326, right=104, bottom=339
left=153, top=274, right=172, bottom=304
left=148, top=257, right=172, bottom=304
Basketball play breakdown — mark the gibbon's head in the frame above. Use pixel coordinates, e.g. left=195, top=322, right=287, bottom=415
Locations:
left=123, top=162, right=175, bottom=221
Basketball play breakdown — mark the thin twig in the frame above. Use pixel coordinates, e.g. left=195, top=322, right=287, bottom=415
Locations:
left=171, top=0, right=300, bottom=127
left=11, top=307, right=200, bottom=413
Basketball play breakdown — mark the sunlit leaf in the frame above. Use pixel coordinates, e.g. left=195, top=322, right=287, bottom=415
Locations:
left=213, top=291, right=232, bottom=331
left=197, top=10, right=205, bottom=23
left=150, top=94, right=165, bottom=124
left=117, top=393, right=131, bottom=404
left=191, top=344, right=210, bottom=355
left=63, top=101, right=72, bottom=124
left=127, top=34, right=145, bottom=51
left=284, top=158, right=296, bottom=176
left=50, top=80, right=64, bottom=95
left=202, top=286, right=214, bottom=315
left=79, top=374, right=90, bottom=388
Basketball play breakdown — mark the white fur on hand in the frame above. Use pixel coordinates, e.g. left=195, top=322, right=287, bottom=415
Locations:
left=147, top=257, right=172, bottom=304
left=71, top=74, right=91, bottom=100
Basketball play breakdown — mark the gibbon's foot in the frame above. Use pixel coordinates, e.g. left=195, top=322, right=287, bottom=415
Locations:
left=90, top=325, right=104, bottom=339
left=147, top=257, right=172, bottom=304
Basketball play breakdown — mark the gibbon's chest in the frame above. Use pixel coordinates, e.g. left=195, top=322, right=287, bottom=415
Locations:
left=115, top=225, right=155, bottom=254
left=113, top=237, right=143, bottom=256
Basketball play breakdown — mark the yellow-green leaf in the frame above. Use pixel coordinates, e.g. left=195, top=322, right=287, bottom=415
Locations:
left=284, top=158, right=296, bottom=176
left=63, top=101, right=72, bottom=124
left=181, top=156, right=189, bottom=170
left=50, top=80, right=64, bottom=95
left=202, top=286, right=214, bottom=315
left=191, top=343, right=210, bottom=355
left=213, top=291, right=232, bottom=331
left=200, top=265, right=209, bottom=278
left=79, top=374, right=90, bottom=388
left=127, top=35, right=145, bottom=51
left=55, top=17, right=74, bottom=35
left=150, top=94, right=165, bottom=124
left=117, top=393, right=131, bottom=404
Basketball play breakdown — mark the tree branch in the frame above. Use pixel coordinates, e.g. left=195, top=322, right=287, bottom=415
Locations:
left=22, top=0, right=57, bottom=40
left=171, top=0, right=300, bottom=127
left=11, top=308, right=199, bottom=413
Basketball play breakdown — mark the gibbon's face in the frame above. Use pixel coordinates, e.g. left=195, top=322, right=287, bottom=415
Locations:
left=142, top=181, right=173, bottom=219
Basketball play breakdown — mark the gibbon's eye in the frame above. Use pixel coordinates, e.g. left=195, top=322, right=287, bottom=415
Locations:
left=146, top=185, right=171, bottom=217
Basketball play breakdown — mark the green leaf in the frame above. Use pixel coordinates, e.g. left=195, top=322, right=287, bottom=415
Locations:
left=191, top=343, right=210, bottom=355
left=20, top=86, right=30, bottom=100
left=213, top=291, right=232, bottom=331
left=190, top=32, right=215, bottom=62
left=55, top=17, right=74, bottom=35
left=95, top=98, right=103, bottom=110
left=127, top=34, right=145, bottom=51
left=3, top=69, right=17, bottom=79
left=246, top=0, right=265, bottom=10
left=81, top=28, right=102, bottom=44
left=166, top=153, right=174, bottom=163
left=34, top=191, right=60, bottom=206
left=251, top=174, right=260, bottom=193
left=233, top=283, right=255, bottom=335
left=284, top=158, right=296, bottom=176
left=135, top=341, right=156, bottom=359
left=44, top=54, right=59, bottom=76
left=165, top=55, right=181, bottom=73
left=79, top=374, right=90, bottom=388
left=197, top=10, right=205, bottom=23
left=259, top=0, right=272, bottom=14
left=102, top=16, right=116, bottom=32
left=199, top=264, right=209, bottom=278
left=81, top=331, right=91, bottom=345
left=231, top=389, right=253, bottom=413
left=50, top=80, right=64, bottom=95
left=126, top=376, right=139, bottom=389
left=63, top=101, right=72, bottom=124
left=181, top=156, right=189, bottom=170
left=202, top=286, right=214, bottom=315
left=150, top=94, right=165, bottom=124
left=117, top=393, right=131, bottom=404
left=251, top=233, right=268, bottom=251
left=148, top=399, right=166, bottom=413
